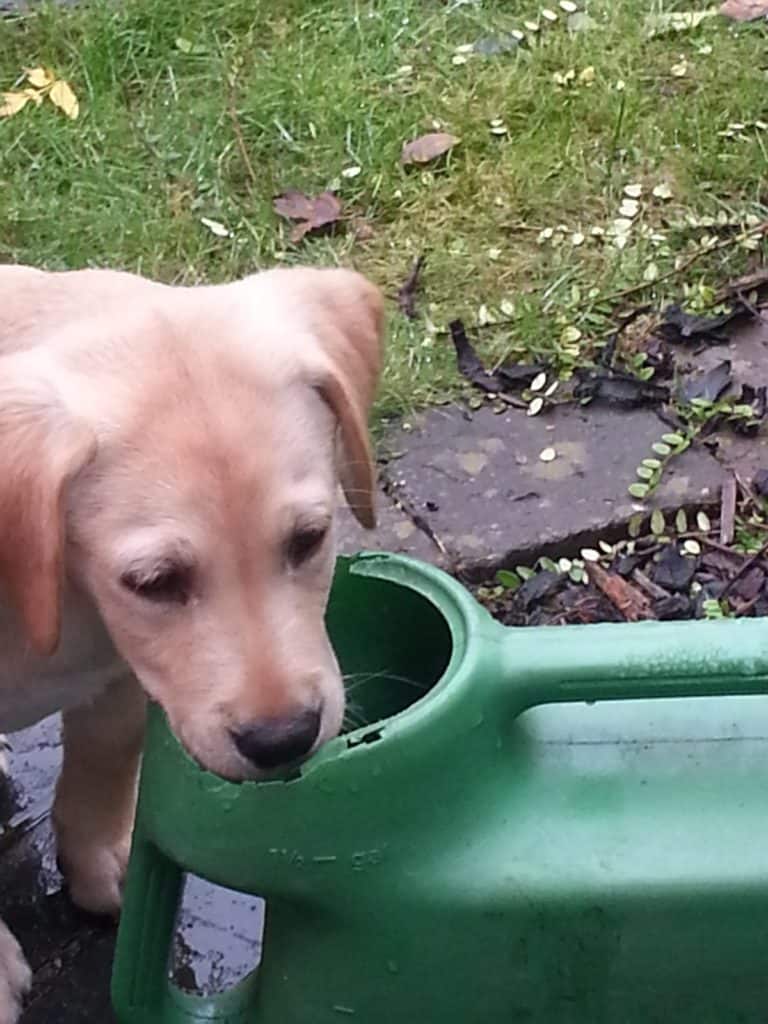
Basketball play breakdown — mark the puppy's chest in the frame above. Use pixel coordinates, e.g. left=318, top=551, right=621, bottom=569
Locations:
left=0, top=598, right=127, bottom=733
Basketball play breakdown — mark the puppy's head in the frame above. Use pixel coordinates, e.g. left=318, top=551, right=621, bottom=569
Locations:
left=0, top=267, right=384, bottom=780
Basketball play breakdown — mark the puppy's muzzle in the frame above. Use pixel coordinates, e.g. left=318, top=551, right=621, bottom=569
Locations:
left=230, top=706, right=321, bottom=771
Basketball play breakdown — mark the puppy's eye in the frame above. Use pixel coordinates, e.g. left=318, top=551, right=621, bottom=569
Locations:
left=120, top=565, right=191, bottom=605
left=286, top=526, right=328, bottom=567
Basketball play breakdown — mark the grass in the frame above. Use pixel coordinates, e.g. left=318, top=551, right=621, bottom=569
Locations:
left=0, top=0, right=767, bottom=421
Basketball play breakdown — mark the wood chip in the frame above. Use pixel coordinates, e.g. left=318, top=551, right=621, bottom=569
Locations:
left=719, top=471, right=737, bottom=545
left=588, top=562, right=655, bottom=621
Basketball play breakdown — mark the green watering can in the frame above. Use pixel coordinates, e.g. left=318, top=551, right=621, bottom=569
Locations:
left=112, top=552, right=768, bottom=1024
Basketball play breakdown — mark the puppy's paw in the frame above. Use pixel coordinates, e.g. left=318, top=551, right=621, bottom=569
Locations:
left=0, top=921, right=31, bottom=1024
left=57, top=833, right=132, bottom=918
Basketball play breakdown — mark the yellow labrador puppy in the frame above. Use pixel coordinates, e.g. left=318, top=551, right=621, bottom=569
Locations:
left=0, top=264, right=384, bottom=1022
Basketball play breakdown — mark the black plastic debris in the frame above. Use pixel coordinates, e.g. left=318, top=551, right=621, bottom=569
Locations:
left=753, top=468, right=768, bottom=497
left=652, top=544, right=697, bottom=592
left=653, top=593, right=692, bottom=620
left=573, top=367, right=669, bottom=407
left=658, top=302, right=751, bottom=346
left=496, top=361, right=548, bottom=389
left=448, top=320, right=506, bottom=393
left=448, top=320, right=546, bottom=395
left=516, top=570, right=564, bottom=611
left=681, top=360, right=732, bottom=403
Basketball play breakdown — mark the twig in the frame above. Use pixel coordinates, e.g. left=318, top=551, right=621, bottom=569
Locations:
left=719, top=537, right=768, bottom=601
left=719, top=471, right=737, bottom=545
left=735, top=288, right=768, bottom=325
left=698, top=536, right=745, bottom=558
left=714, top=268, right=768, bottom=304
left=227, top=71, right=258, bottom=193
left=733, top=468, right=759, bottom=512
left=604, top=220, right=768, bottom=307
left=397, top=255, right=426, bottom=320
left=631, top=568, right=670, bottom=602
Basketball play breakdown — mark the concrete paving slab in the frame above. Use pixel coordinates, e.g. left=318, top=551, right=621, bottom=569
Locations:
left=382, top=403, right=722, bottom=578
left=336, top=490, right=444, bottom=564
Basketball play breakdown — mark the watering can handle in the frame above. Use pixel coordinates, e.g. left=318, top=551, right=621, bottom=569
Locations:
left=497, top=616, right=768, bottom=713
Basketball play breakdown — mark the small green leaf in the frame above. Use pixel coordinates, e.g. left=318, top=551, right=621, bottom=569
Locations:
left=642, top=458, right=662, bottom=470
left=661, top=433, right=685, bottom=446
left=569, top=565, right=585, bottom=583
left=628, top=482, right=650, bottom=499
left=651, top=508, right=665, bottom=535
left=732, top=403, right=755, bottom=417
left=560, top=325, right=582, bottom=344
left=538, top=556, right=560, bottom=574
left=702, top=597, right=724, bottom=620
left=675, top=509, right=688, bottom=533
left=636, top=466, right=654, bottom=480
left=637, top=366, right=655, bottom=381
left=628, top=512, right=644, bottom=538
left=652, top=442, right=672, bottom=456
left=696, top=511, right=711, bottom=532
left=516, top=565, right=536, bottom=580
left=496, top=569, right=521, bottom=590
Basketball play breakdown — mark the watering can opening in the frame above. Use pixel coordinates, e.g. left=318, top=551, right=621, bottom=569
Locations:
left=326, top=555, right=457, bottom=740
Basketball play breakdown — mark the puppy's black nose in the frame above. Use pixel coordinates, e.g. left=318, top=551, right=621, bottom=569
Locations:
left=231, top=708, right=321, bottom=770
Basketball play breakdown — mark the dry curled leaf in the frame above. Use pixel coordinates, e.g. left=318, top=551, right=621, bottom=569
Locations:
left=25, top=66, right=55, bottom=89
left=400, top=132, right=459, bottom=165
left=1, top=66, right=79, bottom=120
left=48, top=78, right=79, bottom=119
left=273, top=189, right=343, bottom=243
left=720, top=0, right=768, bottom=18
left=0, top=91, right=33, bottom=118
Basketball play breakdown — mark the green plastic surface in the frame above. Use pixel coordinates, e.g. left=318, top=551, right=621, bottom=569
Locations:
left=112, top=553, right=768, bottom=1023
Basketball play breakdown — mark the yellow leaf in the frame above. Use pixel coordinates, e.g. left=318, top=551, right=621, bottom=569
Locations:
left=0, top=91, right=31, bottom=118
left=25, top=66, right=55, bottom=89
left=23, top=88, right=45, bottom=106
left=48, top=79, right=79, bottom=119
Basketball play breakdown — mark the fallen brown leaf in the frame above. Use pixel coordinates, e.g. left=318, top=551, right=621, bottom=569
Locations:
left=273, top=189, right=343, bottom=243
left=587, top=562, right=654, bottom=621
left=720, top=0, right=768, bottom=19
left=401, top=132, right=459, bottom=166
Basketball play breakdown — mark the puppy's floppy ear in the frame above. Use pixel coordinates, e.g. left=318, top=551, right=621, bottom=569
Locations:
left=304, top=269, right=385, bottom=529
left=0, top=370, right=96, bottom=655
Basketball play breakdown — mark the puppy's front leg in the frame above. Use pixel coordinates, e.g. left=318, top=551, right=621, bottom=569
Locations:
left=0, top=920, right=31, bottom=1024
left=53, top=675, right=146, bottom=917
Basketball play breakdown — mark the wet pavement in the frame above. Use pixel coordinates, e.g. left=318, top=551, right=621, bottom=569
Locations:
left=1, top=718, right=264, bottom=1022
